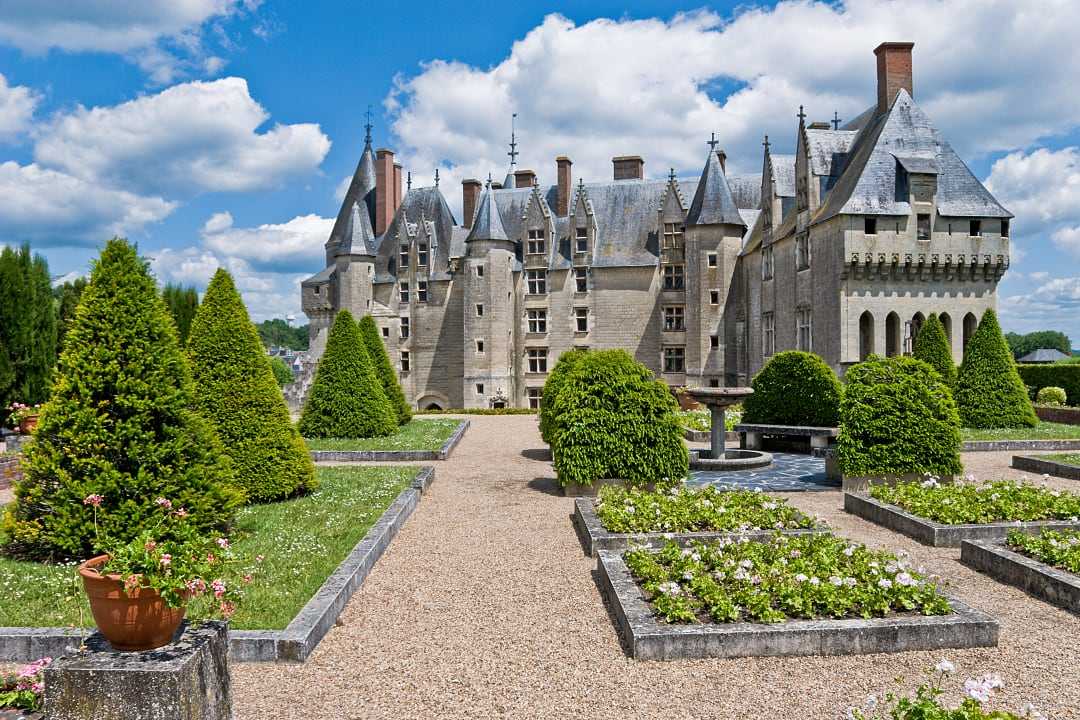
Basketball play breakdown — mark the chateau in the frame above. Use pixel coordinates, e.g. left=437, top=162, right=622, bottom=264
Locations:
left=299, top=42, right=1012, bottom=410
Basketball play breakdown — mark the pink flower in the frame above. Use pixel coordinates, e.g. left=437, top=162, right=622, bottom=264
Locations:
left=211, top=579, right=226, bottom=598
left=255, top=555, right=265, bottom=563
left=144, top=540, right=157, bottom=552
left=215, top=537, right=229, bottom=549
left=155, top=497, right=173, bottom=510
left=219, top=600, right=236, bottom=618
left=124, top=574, right=141, bottom=592
left=242, top=574, right=253, bottom=584
left=159, top=554, right=172, bottom=567
left=173, top=507, right=189, bottom=518
left=83, top=494, right=103, bottom=507
left=206, top=553, right=216, bottom=564
left=186, top=578, right=207, bottom=595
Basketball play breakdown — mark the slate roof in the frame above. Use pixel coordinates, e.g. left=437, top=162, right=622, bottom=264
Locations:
left=328, top=138, right=376, bottom=255
left=339, top=201, right=376, bottom=256
left=1018, top=348, right=1071, bottom=363
left=804, top=129, right=857, bottom=177
left=466, top=186, right=509, bottom=242
left=728, top=173, right=763, bottom=212
left=768, top=154, right=796, bottom=198
left=687, top=149, right=746, bottom=227
left=373, top=186, right=458, bottom=282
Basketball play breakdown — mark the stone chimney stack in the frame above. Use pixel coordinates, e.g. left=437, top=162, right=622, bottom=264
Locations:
left=375, top=149, right=397, bottom=235
left=513, top=169, right=537, bottom=188
left=556, top=156, right=572, bottom=216
left=716, top=149, right=727, bottom=174
left=462, top=179, right=481, bottom=228
left=874, top=41, right=914, bottom=116
left=613, top=156, right=644, bottom=180
left=393, top=163, right=403, bottom=210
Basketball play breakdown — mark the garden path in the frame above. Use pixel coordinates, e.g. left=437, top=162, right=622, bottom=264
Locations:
left=230, top=416, right=1080, bottom=719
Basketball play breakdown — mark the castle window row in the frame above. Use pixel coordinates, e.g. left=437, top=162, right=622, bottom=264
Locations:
left=663, top=346, right=685, bottom=373
left=527, top=387, right=543, bottom=409
left=663, top=264, right=685, bottom=290
left=527, top=348, right=548, bottom=373
left=527, top=229, right=546, bottom=256
left=527, top=270, right=546, bottom=295
left=575, top=307, right=589, bottom=333
left=663, top=305, right=685, bottom=332
left=575, top=227, right=588, bottom=254
left=527, top=309, right=546, bottom=333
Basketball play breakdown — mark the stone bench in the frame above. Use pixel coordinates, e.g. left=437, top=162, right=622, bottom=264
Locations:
left=734, top=424, right=838, bottom=451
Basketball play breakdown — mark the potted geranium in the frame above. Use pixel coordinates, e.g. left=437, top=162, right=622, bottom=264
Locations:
left=7, top=403, right=42, bottom=435
left=78, top=495, right=250, bottom=651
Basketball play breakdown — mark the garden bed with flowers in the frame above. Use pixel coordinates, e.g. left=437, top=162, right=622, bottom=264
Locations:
left=304, top=418, right=468, bottom=460
left=845, top=480, right=1080, bottom=547
left=961, top=529, right=1080, bottom=613
left=574, top=486, right=824, bottom=556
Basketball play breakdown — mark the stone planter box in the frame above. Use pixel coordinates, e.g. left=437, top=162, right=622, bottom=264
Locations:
left=1035, top=405, right=1080, bottom=425
left=961, top=540, right=1080, bottom=613
left=573, top=498, right=825, bottom=557
left=1012, top=454, right=1080, bottom=481
left=308, top=420, right=469, bottom=462
left=597, top=549, right=998, bottom=660
left=844, top=492, right=1080, bottom=547
left=0, top=467, right=435, bottom=664
left=560, top=478, right=655, bottom=497
left=962, top=439, right=1080, bottom=452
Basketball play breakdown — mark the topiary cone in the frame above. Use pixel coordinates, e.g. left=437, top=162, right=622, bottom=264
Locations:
left=356, top=314, right=412, bottom=425
left=955, top=308, right=1038, bottom=429
left=913, top=313, right=957, bottom=389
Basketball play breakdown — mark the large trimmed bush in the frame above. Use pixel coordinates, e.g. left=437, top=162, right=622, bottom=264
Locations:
left=837, top=355, right=962, bottom=477
left=298, top=310, right=396, bottom=439
left=1, top=239, right=241, bottom=560
left=741, top=351, right=842, bottom=427
left=1036, top=386, right=1068, bottom=407
left=1019, top=364, right=1080, bottom=406
left=955, top=309, right=1038, bottom=429
left=913, top=313, right=956, bottom=388
left=550, top=350, right=687, bottom=489
left=187, top=269, right=316, bottom=503
left=357, top=314, right=412, bottom=425
left=539, top=348, right=590, bottom=444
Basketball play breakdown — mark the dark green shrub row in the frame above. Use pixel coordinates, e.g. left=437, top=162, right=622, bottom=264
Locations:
left=742, top=350, right=842, bottom=427
left=955, top=309, right=1037, bottom=428
left=1018, top=363, right=1080, bottom=407
left=539, top=348, right=590, bottom=444
left=416, top=407, right=538, bottom=415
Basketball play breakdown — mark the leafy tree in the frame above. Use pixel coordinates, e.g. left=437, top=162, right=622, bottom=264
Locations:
left=53, top=276, right=88, bottom=353
left=0, top=244, right=57, bottom=415
left=161, top=284, right=199, bottom=345
left=356, top=314, right=412, bottom=425
left=1005, top=330, right=1072, bottom=359
left=187, top=269, right=316, bottom=503
left=269, top=356, right=294, bottom=387
left=913, top=313, right=957, bottom=388
left=256, top=319, right=309, bottom=350
left=539, top=348, right=590, bottom=445
left=741, top=351, right=842, bottom=427
left=2, top=239, right=241, bottom=560
left=956, top=309, right=1038, bottom=428
left=298, top=310, right=396, bottom=438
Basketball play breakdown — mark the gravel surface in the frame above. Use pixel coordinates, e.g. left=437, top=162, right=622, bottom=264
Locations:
left=230, top=419, right=1080, bottom=720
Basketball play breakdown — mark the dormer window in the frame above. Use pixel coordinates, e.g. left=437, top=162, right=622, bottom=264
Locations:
left=417, top=242, right=429, bottom=267
left=917, top=214, right=931, bottom=241
left=312, top=285, right=321, bottom=295
left=575, top=227, right=588, bottom=254
left=970, top=220, right=982, bottom=238
left=527, top=229, right=546, bottom=255
left=399, top=243, right=409, bottom=269
left=864, top=218, right=877, bottom=236
left=662, top=223, right=684, bottom=250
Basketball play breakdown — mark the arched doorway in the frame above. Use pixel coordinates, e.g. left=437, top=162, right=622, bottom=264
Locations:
left=424, top=402, right=443, bottom=411
left=859, top=311, right=875, bottom=360
left=886, top=312, right=901, bottom=357
left=963, top=313, right=978, bottom=354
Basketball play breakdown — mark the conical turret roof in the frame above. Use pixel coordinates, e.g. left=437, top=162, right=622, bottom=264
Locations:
left=686, top=148, right=745, bottom=227
left=327, top=135, right=377, bottom=255
left=466, top=185, right=508, bottom=242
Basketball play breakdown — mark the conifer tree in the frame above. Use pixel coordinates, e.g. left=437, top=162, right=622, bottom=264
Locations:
left=955, top=308, right=1038, bottom=429
left=187, top=269, right=316, bottom=502
left=162, top=283, right=200, bottom=345
left=0, top=244, right=57, bottom=411
left=913, top=313, right=957, bottom=388
left=357, top=314, right=412, bottom=425
left=2, top=239, right=241, bottom=560
left=298, top=310, right=396, bottom=438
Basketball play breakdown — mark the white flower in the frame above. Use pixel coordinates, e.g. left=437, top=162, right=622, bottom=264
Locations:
left=877, top=578, right=893, bottom=589
left=865, top=695, right=877, bottom=711
left=739, top=559, right=753, bottom=569
left=895, top=572, right=916, bottom=587
left=682, top=548, right=693, bottom=557
left=750, top=575, right=761, bottom=585
left=829, top=576, right=843, bottom=586
left=691, top=553, right=701, bottom=562
left=795, top=573, right=809, bottom=583
left=935, top=659, right=955, bottom=674
left=963, top=678, right=991, bottom=704
left=682, top=571, right=694, bottom=581
left=625, top=506, right=635, bottom=515
left=843, top=545, right=856, bottom=557
left=789, top=550, right=801, bottom=558
left=885, top=562, right=898, bottom=574
left=657, top=581, right=681, bottom=596
left=844, top=577, right=857, bottom=587
left=763, top=501, right=778, bottom=510
left=809, top=576, right=820, bottom=586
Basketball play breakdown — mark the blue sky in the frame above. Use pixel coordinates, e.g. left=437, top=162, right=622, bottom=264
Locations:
left=0, top=1, right=1078, bottom=338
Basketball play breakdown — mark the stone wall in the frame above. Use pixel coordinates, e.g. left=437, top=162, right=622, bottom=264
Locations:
left=0, top=453, right=22, bottom=491
left=1035, top=405, right=1080, bottom=425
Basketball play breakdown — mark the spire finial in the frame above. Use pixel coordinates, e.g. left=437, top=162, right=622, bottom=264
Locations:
left=486, top=172, right=492, bottom=188
left=832, top=110, right=842, bottom=130
left=406, top=171, right=412, bottom=191
left=669, top=167, right=676, bottom=182
left=364, top=105, right=373, bottom=145
left=434, top=168, right=440, bottom=187
left=507, top=112, right=519, bottom=168
left=763, top=134, right=770, bottom=151
left=706, top=132, right=719, bottom=151
left=797, top=105, right=807, bottom=125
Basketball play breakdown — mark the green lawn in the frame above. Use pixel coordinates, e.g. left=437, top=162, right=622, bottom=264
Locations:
left=961, top=422, right=1080, bottom=442
left=1043, top=453, right=1080, bottom=467
left=0, top=465, right=415, bottom=630
left=304, top=418, right=461, bottom=452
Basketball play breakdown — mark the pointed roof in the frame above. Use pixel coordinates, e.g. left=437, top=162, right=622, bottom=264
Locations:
left=340, top=201, right=376, bottom=256
left=327, top=136, right=377, bottom=254
left=466, top=185, right=508, bottom=242
left=686, top=149, right=745, bottom=227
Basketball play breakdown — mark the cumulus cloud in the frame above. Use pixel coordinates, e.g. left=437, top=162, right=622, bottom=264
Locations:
left=200, top=212, right=332, bottom=271
left=34, top=77, right=331, bottom=197
left=0, top=72, right=38, bottom=142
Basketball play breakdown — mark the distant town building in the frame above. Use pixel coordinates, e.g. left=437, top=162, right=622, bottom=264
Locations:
left=1018, top=348, right=1070, bottom=364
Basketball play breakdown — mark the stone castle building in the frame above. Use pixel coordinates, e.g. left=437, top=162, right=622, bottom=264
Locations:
left=299, top=42, right=1011, bottom=410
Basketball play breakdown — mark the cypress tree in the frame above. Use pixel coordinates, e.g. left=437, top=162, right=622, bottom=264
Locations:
left=955, top=308, right=1038, bottom=429
left=0, top=244, right=57, bottom=411
left=2, top=239, right=241, bottom=560
left=187, top=269, right=316, bottom=503
left=54, top=276, right=88, bottom=353
left=356, top=314, right=412, bottom=425
left=162, top=283, right=199, bottom=345
left=913, top=313, right=957, bottom=388
left=298, top=310, right=397, bottom=438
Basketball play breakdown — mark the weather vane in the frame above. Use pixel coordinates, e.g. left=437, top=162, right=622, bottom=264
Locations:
left=508, top=113, right=519, bottom=168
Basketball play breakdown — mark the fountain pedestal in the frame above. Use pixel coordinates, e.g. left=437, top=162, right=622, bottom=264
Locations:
left=684, top=387, right=772, bottom=471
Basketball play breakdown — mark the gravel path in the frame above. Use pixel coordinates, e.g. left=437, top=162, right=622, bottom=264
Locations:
left=232, top=418, right=1080, bottom=720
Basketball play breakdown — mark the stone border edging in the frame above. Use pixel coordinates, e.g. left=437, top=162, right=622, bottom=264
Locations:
left=961, top=539, right=1080, bottom=613
left=843, top=492, right=1080, bottom=547
left=0, top=466, right=436, bottom=664
left=596, top=549, right=998, bottom=660
left=1012, top=455, right=1080, bottom=481
left=308, top=420, right=469, bottom=462
left=962, top=438, right=1080, bottom=452
left=573, top=498, right=825, bottom=557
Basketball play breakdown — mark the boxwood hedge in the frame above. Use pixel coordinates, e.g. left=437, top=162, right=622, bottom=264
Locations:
left=1019, top=364, right=1080, bottom=407
left=955, top=309, right=1038, bottom=429
left=741, top=351, right=842, bottom=427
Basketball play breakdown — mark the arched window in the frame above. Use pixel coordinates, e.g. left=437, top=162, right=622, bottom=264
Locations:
left=859, top=311, right=875, bottom=361
left=886, top=312, right=901, bottom=357
left=939, top=312, right=952, bottom=343
left=909, top=312, right=925, bottom=354
left=963, top=313, right=978, bottom=353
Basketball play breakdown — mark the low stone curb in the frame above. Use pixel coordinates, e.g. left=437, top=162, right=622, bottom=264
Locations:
left=962, top=438, right=1080, bottom=452
left=573, top=498, right=825, bottom=557
left=961, top=539, right=1080, bottom=613
left=843, top=492, right=1080, bottom=547
left=308, top=420, right=469, bottom=462
left=0, top=466, right=436, bottom=664
left=597, top=549, right=998, bottom=660
left=1035, top=406, right=1080, bottom=426
left=1012, top=455, right=1080, bottom=481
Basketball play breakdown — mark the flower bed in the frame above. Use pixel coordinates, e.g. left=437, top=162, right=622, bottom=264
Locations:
left=1011, top=454, right=1080, bottom=481
left=870, top=479, right=1080, bottom=525
left=961, top=531, right=1080, bottom=614
left=1007, top=528, right=1080, bottom=572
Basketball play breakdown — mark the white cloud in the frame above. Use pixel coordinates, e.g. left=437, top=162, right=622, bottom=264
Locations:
left=0, top=72, right=38, bottom=141
left=51, top=270, right=86, bottom=288
left=202, top=211, right=234, bottom=234
left=200, top=212, right=332, bottom=270
left=985, top=148, right=1080, bottom=233
left=0, top=161, right=176, bottom=245
left=34, top=77, right=331, bottom=197
left=1052, top=226, right=1080, bottom=257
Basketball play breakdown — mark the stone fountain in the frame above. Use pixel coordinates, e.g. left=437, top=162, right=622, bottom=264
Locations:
left=683, top=387, right=772, bottom=471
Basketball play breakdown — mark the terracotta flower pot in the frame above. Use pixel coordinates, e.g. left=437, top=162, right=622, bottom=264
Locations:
left=78, top=555, right=188, bottom=651
left=17, top=415, right=38, bottom=434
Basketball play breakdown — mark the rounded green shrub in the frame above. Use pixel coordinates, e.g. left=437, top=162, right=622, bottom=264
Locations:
left=741, top=351, right=842, bottom=427
left=1036, top=386, right=1068, bottom=407
left=187, top=269, right=316, bottom=503
left=539, top=348, right=590, bottom=445
left=837, top=355, right=962, bottom=477
left=356, top=314, right=412, bottom=425
left=955, top=309, right=1038, bottom=429
left=551, top=349, right=687, bottom=489
left=269, top=356, right=293, bottom=387
left=298, top=310, right=397, bottom=439
left=1, top=239, right=241, bottom=560
left=913, top=313, right=956, bottom=388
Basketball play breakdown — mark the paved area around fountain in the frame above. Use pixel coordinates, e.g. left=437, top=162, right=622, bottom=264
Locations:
left=687, top=451, right=836, bottom=492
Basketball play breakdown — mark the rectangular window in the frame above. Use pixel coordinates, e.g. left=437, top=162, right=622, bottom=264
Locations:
left=527, top=348, right=548, bottom=373
left=399, top=243, right=409, bottom=269
left=709, top=378, right=720, bottom=388
left=711, top=335, right=719, bottom=348
left=399, top=317, right=409, bottom=339
left=663, top=305, right=685, bottom=331
left=865, top=217, right=877, bottom=236
left=796, top=234, right=810, bottom=270
left=399, top=281, right=409, bottom=303
left=575, top=226, right=588, bottom=254
left=526, top=269, right=547, bottom=295
left=400, top=351, right=410, bottom=373
left=662, top=264, right=685, bottom=290
left=476, top=304, right=484, bottom=317
left=382, top=326, right=389, bottom=338
left=312, top=285, right=320, bottom=295
left=663, top=346, right=685, bottom=373
left=417, top=242, right=429, bottom=267
left=763, top=312, right=775, bottom=357
left=662, top=223, right=684, bottom=250
left=527, top=309, right=547, bottom=334
left=710, top=290, right=720, bottom=305
left=476, top=265, right=484, bottom=278
left=574, top=266, right=588, bottom=293
left=707, top=252, right=718, bottom=268
left=416, top=280, right=428, bottom=303
left=917, top=214, right=931, bottom=241
left=574, top=307, right=589, bottom=333
left=476, top=383, right=484, bottom=395
left=970, top=219, right=982, bottom=237
left=527, top=229, right=546, bottom=255
left=1001, top=219, right=1010, bottom=238
left=527, top=387, right=543, bottom=410
left=762, top=246, right=774, bottom=280
left=797, top=307, right=812, bottom=351
left=476, top=339, right=484, bottom=354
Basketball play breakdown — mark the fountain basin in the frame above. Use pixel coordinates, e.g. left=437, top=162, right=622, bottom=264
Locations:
left=690, top=448, right=773, bottom=471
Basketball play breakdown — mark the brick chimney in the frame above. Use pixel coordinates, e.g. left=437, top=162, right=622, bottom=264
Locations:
left=375, top=149, right=396, bottom=235
left=514, top=169, right=537, bottom=188
left=393, top=162, right=403, bottom=210
left=556, top=156, right=572, bottom=216
left=716, top=149, right=727, bottom=174
left=613, top=156, right=644, bottom=180
left=462, top=179, right=481, bottom=228
left=875, top=41, right=914, bottom=115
